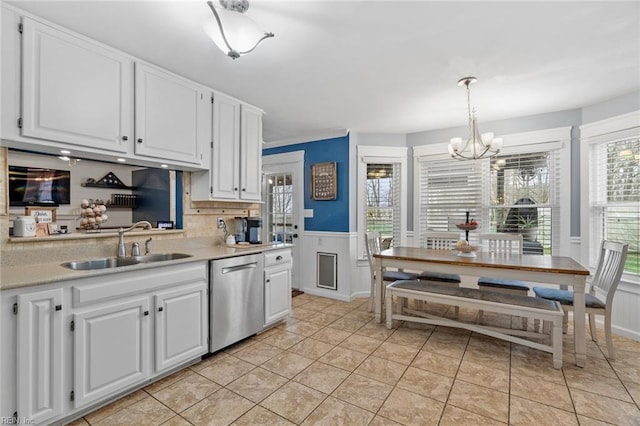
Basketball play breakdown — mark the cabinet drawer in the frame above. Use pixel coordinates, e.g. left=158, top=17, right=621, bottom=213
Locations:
left=264, top=249, right=291, bottom=268
left=72, top=262, right=207, bottom=308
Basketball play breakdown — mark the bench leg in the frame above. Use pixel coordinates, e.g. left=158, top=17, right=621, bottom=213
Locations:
left=552, top=318, right=563, bottom=369
left=386, top=290, right=393, bottom=329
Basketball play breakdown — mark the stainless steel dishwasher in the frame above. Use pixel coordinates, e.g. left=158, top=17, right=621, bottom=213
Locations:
left=210, top=254, right=264, bottom=353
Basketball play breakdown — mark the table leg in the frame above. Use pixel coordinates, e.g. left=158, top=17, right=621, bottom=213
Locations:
left=374, top=257, right=383, bottom=323
left=573, top=277, right=587, bottom=367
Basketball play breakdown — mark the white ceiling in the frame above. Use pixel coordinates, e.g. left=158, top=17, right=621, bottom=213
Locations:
left=7, top=1, right=640, bottom=143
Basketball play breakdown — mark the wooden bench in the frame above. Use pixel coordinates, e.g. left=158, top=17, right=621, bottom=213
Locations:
left=386, top=280, right=564, bottom=369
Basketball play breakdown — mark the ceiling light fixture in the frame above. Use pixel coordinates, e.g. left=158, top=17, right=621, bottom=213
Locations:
left=203, top=0, right=274, bottom=60
left=448, top=77, right=503, bottom=160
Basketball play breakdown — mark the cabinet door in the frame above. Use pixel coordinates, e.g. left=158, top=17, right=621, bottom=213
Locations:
left=240, top=105, right=263, bottom=201
left=134, top=62, right=204, bottom=164
left=73, top=298, right=151, bottom=408
left=154, top=282, right=208, bottom=373
left=264, top=265, right=291, bottom=325
left=21, top=17, right=132, bottom=153
left=211, top=93, right=241, bottom=199
left=16, top=289, right=64, bottom=424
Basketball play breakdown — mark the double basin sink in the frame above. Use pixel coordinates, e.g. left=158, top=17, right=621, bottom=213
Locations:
left=61, top=253, right=192, bottom=270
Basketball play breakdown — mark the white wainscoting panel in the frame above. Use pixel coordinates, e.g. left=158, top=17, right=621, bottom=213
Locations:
left=298, top=232, right=362, bottom=301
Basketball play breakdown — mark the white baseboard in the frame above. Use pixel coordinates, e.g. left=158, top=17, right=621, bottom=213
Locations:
left=612, top=324, right=640, bottom=342
left=300, top=287, right=352, bottom=302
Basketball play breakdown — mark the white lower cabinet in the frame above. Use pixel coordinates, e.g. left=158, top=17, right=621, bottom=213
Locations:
left=73, top=297, right=151, bottom=408
left=264, top=249, right=292, bottom=326
left=154, top=283, right=208, bottom=372
left=1, top=261, right=209, bottom=424
left=71, top=262, right=208, bottom=410
left=16, top=288, right=64, bottom=424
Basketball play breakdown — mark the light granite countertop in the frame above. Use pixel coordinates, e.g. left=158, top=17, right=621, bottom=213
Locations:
left=1, top=239, right=292, bottom=291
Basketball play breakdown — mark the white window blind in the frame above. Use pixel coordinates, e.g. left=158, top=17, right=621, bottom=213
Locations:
left=417, top=145, right=563, bottom=253
left=418, top=158, right=485, bottom=246
left=588, top=132, right=639, bottom=275
left=488, top=150, right=562, bottom=254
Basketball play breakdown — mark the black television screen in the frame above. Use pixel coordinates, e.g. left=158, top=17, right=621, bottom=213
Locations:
left=8, top=166, right=71, bottom=206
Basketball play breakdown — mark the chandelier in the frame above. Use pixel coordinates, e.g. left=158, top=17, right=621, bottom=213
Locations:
left=448, top=77, right=503, bottom=160
left=203, top=0, right=274, bottom=60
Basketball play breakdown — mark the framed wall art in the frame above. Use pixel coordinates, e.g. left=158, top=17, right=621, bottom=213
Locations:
left=25, top=206, right=57, bottom=223
left=311, top=162, right=337, bottom=200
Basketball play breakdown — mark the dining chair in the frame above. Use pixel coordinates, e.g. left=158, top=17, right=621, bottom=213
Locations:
left=477, top=233, right=529, bottom=293
left=365, top=231, right=418, bottom=312
left=416, top=231, right=463, bottom=316
left=477, top=233, right=529, bottom=328
left=533, top=240, right=628, bottom=359
left=417, top=231, right=462, bottom=285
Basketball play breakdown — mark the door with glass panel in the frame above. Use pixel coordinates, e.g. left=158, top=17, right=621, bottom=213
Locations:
left=263, top=153, right=303, bottom=289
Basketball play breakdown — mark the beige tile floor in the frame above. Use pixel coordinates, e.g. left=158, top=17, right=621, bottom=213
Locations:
left=68, top=293, right=640, bottom=425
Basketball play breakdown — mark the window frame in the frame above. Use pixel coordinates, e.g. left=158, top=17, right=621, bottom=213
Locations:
left=413, top=126, right=572, bottom=256
left=357, top=146, right=408, bottom=259
left=580, top=111, right=640, bottom=282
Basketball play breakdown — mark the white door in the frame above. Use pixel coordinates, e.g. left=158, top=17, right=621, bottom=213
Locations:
left=154, top=282, right=208, bottom=373
left=21, top=17, right=132, bottom=153
left=17, top=289, right=64, bottom=424
left=263, top=151, right=304, bottom=289
left=73, top=298, right=151, bottom=408
left=134, top=62, right=204, bottom=164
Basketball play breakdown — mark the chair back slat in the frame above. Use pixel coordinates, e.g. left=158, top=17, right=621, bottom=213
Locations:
left=591, top=241, right=628, bottom=304
left=480, top=233, right=523, bottom=255
left=365, top=232, right=382, bottom=261
left=424, top=231, right=461, bottom=250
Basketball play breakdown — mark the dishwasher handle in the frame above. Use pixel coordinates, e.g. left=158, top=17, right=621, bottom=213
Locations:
left=221, top=262, right=258, bottom=274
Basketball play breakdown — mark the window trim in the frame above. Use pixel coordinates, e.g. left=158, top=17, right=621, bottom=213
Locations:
left=413, top=126, right=572, bottom=255
left=580, top=111, right=640, bottom=281
left=357, top=146, right=408, bottom=259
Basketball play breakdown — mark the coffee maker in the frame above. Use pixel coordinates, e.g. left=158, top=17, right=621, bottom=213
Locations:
left=234, top=217, right=247, bottom=243
left=247, top=217, right=262, bottom=244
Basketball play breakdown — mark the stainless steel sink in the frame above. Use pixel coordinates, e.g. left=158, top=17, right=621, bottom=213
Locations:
left=61, top=257, right=141, bottom=270
left=61, top=253, right=192, bottom=270
left=132, top=253, right=193, bottom=263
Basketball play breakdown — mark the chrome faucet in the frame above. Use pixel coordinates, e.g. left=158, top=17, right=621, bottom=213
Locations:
left=118, top=221, right=153, bottom=258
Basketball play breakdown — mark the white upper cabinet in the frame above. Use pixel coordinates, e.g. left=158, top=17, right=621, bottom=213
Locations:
left=134, top=63, right=207, bottom=165
left=21, top=17, right=132, bottom=153
left=211, top=92, right=241, bottom=199
left=191, top=93, right=263, bottom=202
left=240, top=104, right=263, bottom=201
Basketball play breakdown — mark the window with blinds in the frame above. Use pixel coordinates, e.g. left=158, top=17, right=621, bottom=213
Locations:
left=417, top=159, right=485, bottom=246
left=489, top=152, right=558, bottom=254
left=589, top=134, right=639, bottom=275
left=417, top=147, right=562, bottom=253
left=366, top=163, right=400, bottom=246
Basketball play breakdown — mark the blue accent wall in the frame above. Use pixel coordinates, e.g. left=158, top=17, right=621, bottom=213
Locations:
left=263, top=135, right=350, bottom=232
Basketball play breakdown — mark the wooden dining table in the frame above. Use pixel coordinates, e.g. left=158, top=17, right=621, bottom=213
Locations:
left=373, top=247, right=591, bottom=367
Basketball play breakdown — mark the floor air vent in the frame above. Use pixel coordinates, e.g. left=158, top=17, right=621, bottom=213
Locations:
left=317, top=252, right=337, bottom=290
